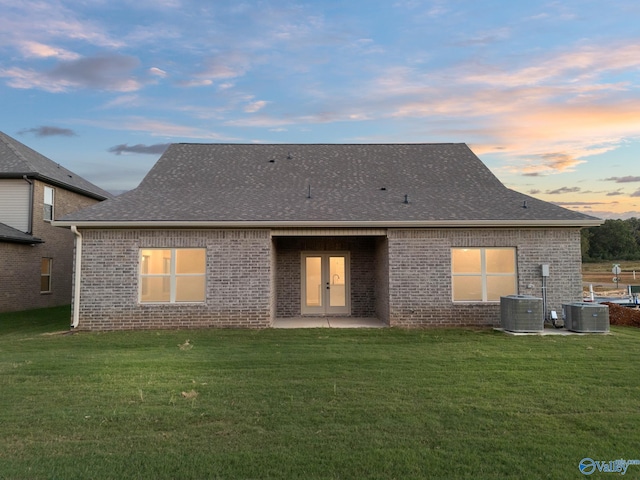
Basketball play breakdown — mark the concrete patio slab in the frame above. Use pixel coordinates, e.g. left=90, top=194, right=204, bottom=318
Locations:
left=494, top=327, right=610, bottom=336
left=273, top=317, right=387, bottom=329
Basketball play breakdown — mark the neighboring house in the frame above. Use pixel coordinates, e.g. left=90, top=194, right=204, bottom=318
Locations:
left=56, top=143, right=600, bottom=331
left=0, top=131, right=111, bottom=313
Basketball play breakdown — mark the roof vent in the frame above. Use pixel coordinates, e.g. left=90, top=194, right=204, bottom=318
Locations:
left=307, top=184, right=311, bottom=199
left=522, top=200, right=528, bottom=209
left=380, top=187, right=386, bottom=191
left=268, top=159, right=275, bottom=163
left=287, top=152, right=293, bottom=160
left=403, top=194, right=409, bottom=204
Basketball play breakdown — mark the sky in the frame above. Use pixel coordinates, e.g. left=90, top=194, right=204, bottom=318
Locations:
left=1, top=0, right=639, bottom=219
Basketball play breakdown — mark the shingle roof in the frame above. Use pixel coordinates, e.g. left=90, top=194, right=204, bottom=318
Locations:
left=58, top=143, right=600, bottom=226
left=0, top=131, right=112, bottom=200
left=0, top=222, right=43, bottom=244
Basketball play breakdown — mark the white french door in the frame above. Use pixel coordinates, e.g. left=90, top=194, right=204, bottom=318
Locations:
left=301, top=252, right=350, bottom=315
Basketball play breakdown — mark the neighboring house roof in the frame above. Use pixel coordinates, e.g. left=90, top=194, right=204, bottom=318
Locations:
left=57, top=143, right=601, bottom=228
left=0, top=221, right=43, bottom=244
left=0, top=131, right=112, bottom=200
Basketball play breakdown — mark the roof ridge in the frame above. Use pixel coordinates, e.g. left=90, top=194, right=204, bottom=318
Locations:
left=0, top=132, right=30, bottom=169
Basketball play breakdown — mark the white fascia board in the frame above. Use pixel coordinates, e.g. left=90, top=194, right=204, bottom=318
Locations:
left=53, top=219, right=603, bottom=229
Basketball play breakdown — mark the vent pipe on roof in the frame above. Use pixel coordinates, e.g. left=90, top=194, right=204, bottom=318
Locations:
left=403, top=194, right=409, bottom=204
left=522, top=200, right=528, bottom=208
left=307, top=184, right=311, bottom=199
left=287, top=152, right=293, bottom=160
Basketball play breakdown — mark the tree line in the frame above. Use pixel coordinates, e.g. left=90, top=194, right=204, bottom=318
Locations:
left=581, top=218, right=640, bottom=261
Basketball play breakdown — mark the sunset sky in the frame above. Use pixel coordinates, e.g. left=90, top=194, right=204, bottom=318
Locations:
left=1, top=0, right=639, bottom=219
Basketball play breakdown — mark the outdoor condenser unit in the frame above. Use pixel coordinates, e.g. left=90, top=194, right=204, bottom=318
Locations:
left=563, top=302, right=609, bottom=333
left=500, top=295, right=544, bottom=333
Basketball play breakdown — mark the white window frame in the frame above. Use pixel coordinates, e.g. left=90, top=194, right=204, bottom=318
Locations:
left=43, top=186, right=54, bottom=222
left=139, top=248, right=206, bottom=304
left=451, top=247, right=517, bottom=302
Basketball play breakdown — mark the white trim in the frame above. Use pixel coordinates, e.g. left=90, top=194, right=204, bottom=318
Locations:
left=301, top=252, right=350, bottom=316
left=54, top=219, right=602, bottom=228
left=138, top=248, right=206, bottom=304
left=451, top=247, right=517, bottom=302
left=272, top=228, right=387, bottom=237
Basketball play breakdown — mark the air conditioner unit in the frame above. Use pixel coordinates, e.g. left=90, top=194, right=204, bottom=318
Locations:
left=564, top=302, right=609, bottom=333
left=500, top=295, right=544, bottom=333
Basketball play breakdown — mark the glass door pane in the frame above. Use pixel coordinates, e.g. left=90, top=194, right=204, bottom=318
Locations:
left=328, top=256, right=346, bottom=307
left=305, top=256, right=322, bottom=307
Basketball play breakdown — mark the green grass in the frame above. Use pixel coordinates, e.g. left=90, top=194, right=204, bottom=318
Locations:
left=1, top=307, right=640, bottom=479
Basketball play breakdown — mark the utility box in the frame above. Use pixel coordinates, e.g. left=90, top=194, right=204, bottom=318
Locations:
left=500, top=295, right=544, bottom=333
left=563, top=302, right=609, bottom=333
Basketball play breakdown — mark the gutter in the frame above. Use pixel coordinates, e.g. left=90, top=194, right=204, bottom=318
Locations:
left=70, top=226, right=82, bottom=329
left=53, top=218, right=604, bottom=229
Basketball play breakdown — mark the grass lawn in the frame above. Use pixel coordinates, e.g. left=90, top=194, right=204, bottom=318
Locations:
left=1, top=307, right=640, bottom=479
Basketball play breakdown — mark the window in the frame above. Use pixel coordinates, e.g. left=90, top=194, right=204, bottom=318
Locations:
left=139, top=249, right=206, bottom=303
left=451, top=248, right=516, bottom=302
left=44, top=186, right=54, bottom=221
left=41, top=258, right=52, bottom=293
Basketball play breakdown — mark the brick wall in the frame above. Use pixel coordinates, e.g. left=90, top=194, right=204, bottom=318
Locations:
left=0, top=180, right=100, bottom=313
left=374, top=236, right=389, bottom=324
left=387, top=228, right=583, bottom=327
left=75, top=229, right=273, bottom=330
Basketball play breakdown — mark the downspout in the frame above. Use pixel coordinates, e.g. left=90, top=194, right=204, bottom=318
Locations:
left=71, top=226, right=82, bottom=329
left=22, top=175, right=34, bottom=234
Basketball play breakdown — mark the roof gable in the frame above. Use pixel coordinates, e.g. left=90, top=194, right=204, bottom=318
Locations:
left=0, top=131, right=111, bottom=200
left=58, top=143, right=600, bottom=226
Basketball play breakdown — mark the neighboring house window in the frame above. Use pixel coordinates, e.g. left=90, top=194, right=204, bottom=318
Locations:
left=41, top=258, right=52, bottom=293
left=43, top=186, right=54, bottom=221
left=139, top=249, right=206, bottom=303
left=451, top=248, right=516, bottom=302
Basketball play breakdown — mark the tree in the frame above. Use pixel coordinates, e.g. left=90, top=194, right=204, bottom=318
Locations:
left=581, top=228, right=591, bottom=261
left=586, top=219, right=640, bottom=260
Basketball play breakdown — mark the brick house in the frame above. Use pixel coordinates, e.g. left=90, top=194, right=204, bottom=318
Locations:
left=0, top=131, right=111, bottom=313
left=56, top=143, right=600, bottom=330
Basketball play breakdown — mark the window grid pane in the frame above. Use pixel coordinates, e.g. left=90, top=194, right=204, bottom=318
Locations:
left=452, top=248, right=516, bottom=302
left=140, top=249, right=206, bottom=303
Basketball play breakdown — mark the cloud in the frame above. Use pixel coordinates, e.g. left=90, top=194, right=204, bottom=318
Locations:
left=546, top=186, right=581, bottom=195
left=244, top=100, right=268, bottom=113
left=632, top=189, right=640, bottom=198
left=0, top=54, right=143, bottom=92
left=179, top=51, right=253, bottom=88
left=149, top=67, right=167, bottom=78
left=84, top=116, right=238, bottom=141
left=528, top=189, right=541, bottom=195
left=606, top=189, right=624, bottom=196
left=48, top=54, right=142, bottom=91
left=108, top=143, right=170, bottom=155
left=455, top=27, right=511, bottom=47
left=604, top=176, right=640, bottom=183
left=18, top=126, right=76, bottom=137
left=18, top=41, right=79, bottom=60
left=0, top=2, right=123, bottom=51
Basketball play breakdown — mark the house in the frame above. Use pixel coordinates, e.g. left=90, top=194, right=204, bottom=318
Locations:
left=55, top=143, right=600, bottom=330
left=0, top=131, right=111, bottom=313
